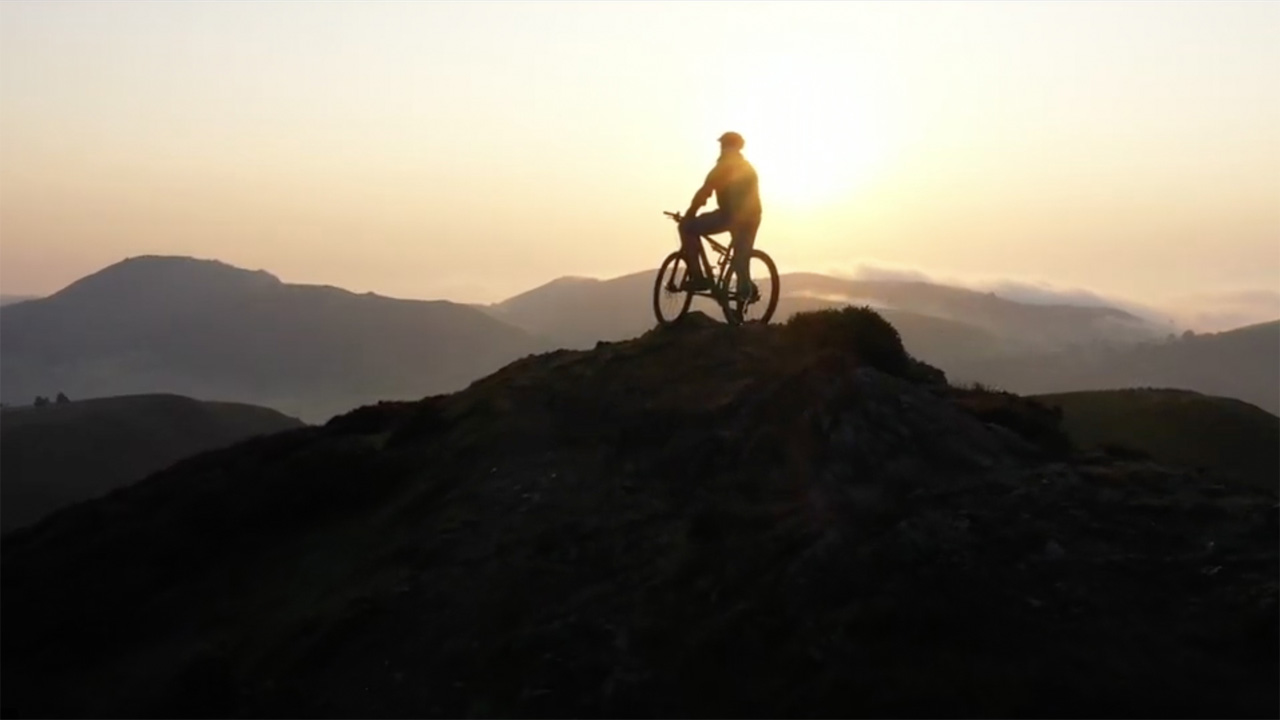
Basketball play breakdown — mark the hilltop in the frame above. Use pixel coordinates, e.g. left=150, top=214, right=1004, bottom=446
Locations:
left=0, top=294, right=38, bottom=307
left=3, top=308, right=1274, bottom=718
left=0, top=393, right=305, bottom=531
left=0, top=256, right=549, bottom=422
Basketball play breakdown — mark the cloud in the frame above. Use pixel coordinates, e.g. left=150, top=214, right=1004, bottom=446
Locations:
left=798, top=260, right=1276, bottom=333
left=821, top=261, right=1166, bottom=319
left=966, top=278, right=1180, bottom=327
left=847, top=263, right=933, bottom=284
left=813, top=262, right=926, bottom=284
left=788, top=290, right=899, bottom=310
left=974, top=280, right=1119, bottom=308
left=1160, top=289, right=1280, bottom=333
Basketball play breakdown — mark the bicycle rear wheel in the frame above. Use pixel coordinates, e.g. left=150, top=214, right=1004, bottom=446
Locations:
left=652, top=251, right=694, bottom=325
left=722, top=249, right=780, bottom=325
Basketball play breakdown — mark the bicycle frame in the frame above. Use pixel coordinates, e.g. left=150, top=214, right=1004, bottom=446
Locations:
left=664, top=211, right=741, bottom=303
left=697, top=235, right=738, bottom=298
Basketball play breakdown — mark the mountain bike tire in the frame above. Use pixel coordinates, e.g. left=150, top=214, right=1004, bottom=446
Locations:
left=652, top=251, right=694, bottom=325
left=722, top=249, right=780, bottom=325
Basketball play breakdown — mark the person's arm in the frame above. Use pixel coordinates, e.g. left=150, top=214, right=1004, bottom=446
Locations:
left=684, top=164, right=724, bottom=218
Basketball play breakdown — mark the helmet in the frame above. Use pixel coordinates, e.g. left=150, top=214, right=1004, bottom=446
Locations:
left=718, top=131, right=745, bottom=150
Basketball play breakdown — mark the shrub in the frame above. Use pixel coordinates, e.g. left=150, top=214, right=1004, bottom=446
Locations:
left=784, top=306, right=910, bottom=377
left=954, top=387, right=1072, bottom=458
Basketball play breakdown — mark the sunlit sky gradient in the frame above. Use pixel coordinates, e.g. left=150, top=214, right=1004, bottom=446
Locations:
left=2, top=1, right=1277, bottom=322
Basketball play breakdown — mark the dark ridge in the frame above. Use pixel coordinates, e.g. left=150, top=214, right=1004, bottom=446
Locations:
left=2, top=310, right=1275, bottom=718
left=0, top=393, right=305, bottom=531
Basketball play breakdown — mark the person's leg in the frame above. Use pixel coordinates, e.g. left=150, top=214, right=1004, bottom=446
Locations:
left=678, top=210, right=729, bottom=286
left=729, top=216, right=761, bottom=297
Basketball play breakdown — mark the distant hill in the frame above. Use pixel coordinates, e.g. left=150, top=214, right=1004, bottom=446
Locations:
left=0, top=393, right=304, bottom=531
left=778, top=273, right=1162, bottom=351
left=484, top=271, right=1278, bottom=411
left=1033, top=388, right=1279, bottom=490
left=2, top=310, right=1274, bottom=718
left=482, top=269, right=1152, bottom=374
left=963, top=320, right=1280, bottom=415
left=487, top=272, right=656, bottom=347
left=774, top=298, right=1002, bottom=369
left=0, top=256, right=550, bottom=422
left=0, top=294, right=38, bottom=307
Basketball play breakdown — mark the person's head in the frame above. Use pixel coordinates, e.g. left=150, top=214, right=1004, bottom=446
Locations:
left=718, top=131, right=745, bottom=154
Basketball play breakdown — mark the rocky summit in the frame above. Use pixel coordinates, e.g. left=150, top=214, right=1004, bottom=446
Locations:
left=2, top=309, right=1276, bottom=718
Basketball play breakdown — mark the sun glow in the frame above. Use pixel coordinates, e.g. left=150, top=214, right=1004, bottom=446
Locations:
left=721, top=58, right=896, bottom=212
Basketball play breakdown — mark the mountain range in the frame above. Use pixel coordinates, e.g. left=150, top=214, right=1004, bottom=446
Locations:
left=0, top=257, right=549, bottom=422
left=968, top=320, right=1280, bottom=415
left=2, top=256, right=1275, bottom=421
left=480, top=269, right=1165, bottom=356
left=481, top=270, right=1277, bottom=413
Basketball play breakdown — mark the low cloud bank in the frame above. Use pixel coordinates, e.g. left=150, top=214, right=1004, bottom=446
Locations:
left=814, top=261, right=1276, bottom=332
left=1161, top=290, right=1280, bottom=333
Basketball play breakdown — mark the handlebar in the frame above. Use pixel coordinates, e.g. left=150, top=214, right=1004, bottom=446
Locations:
left=663, top=210, right=684, bottom=222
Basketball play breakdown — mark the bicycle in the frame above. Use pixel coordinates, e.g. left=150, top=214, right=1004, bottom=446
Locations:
left=652, top=210, right=780, bottom=326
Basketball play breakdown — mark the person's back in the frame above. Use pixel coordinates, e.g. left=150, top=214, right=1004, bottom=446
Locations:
left=712, top=152, right=762, bottom=223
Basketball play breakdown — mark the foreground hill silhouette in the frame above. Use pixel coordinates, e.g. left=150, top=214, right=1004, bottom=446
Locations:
left=0, top=256, right=549, bottom=422
left=1032, top=388, right=1279, bottom=491
left=0, top=393, right=305, bottom=531
left=3, top=309, right=1276, bottom=718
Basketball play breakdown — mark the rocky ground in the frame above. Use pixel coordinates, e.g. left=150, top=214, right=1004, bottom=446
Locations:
left=3, top=309, right=1276, bottom=718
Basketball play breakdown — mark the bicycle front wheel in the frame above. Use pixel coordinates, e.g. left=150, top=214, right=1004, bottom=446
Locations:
left=722, top=249, right=780, bottom=325
left=652, top=251, right=693, bottom=325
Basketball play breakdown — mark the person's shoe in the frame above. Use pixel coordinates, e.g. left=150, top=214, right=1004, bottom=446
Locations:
left=737, top=280, right=759, bottom=303
left=683, top=275, right=713, bottom=293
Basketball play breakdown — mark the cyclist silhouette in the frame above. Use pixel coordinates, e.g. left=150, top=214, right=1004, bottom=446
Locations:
left=679, top=131, right=762, bottom=295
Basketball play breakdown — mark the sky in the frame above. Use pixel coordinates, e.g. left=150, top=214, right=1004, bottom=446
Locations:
left=1, top=1, right=1277, bottom=326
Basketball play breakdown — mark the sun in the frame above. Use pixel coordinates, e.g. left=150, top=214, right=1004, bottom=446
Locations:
left=719, top=61, right=894, bottom=211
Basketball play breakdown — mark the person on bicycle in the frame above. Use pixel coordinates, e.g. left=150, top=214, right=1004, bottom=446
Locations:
left=679, top=131, right=762, bottom=296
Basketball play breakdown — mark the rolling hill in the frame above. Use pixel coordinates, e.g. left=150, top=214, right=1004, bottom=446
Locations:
left=0, top=256, right=550, bottom=422
left=1033, top=388, right=1279, bottom=490
left=777, top=272, right=1162, bottom=351
left=0, top=393, right=305, bottom=531
left=485, top=271, right=1277, bottom=414
left=484, top=269, right=1160, bottom=356
left=0, top=294, right=38, bottom=307
left=965, top=320, right=1280, bottom=415
left=3, top=309, right=1274, bottom=718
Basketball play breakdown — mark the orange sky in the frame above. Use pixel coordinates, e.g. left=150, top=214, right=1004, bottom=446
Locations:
left=1, top=1, right=1277, bottom=321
